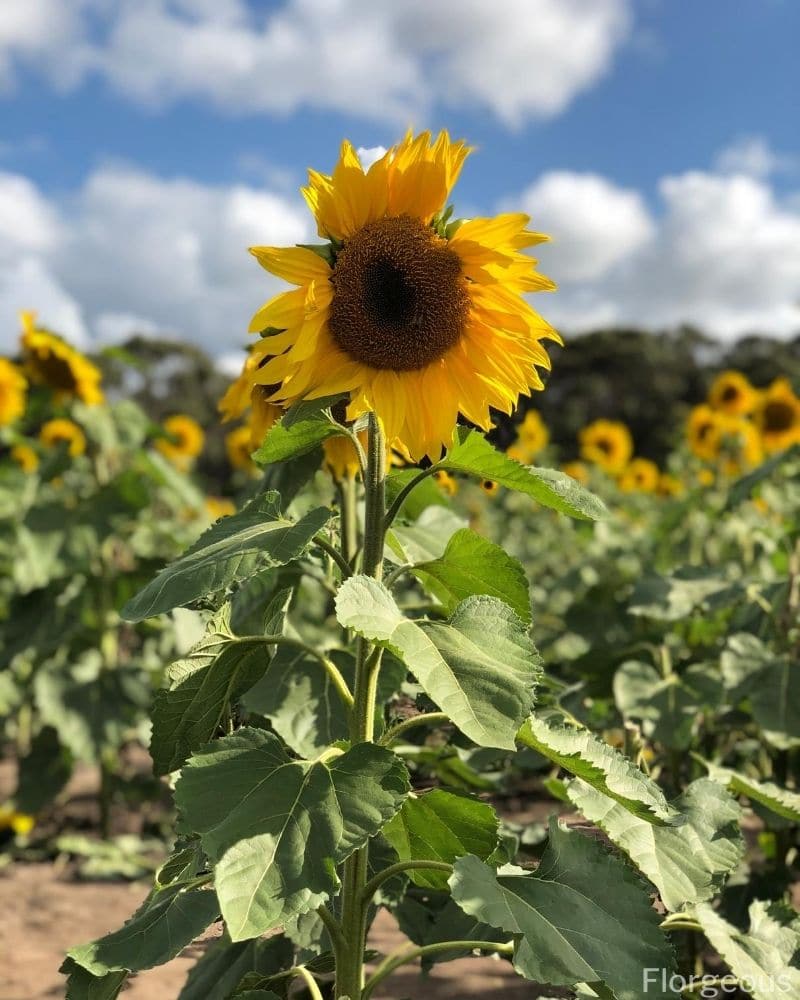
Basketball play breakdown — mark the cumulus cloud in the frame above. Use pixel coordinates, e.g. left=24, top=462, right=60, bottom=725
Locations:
left=715, top=135, right=798, bottom=180
left=524, top=166, right=800, bottom=338
left=0, top=0, right=632, bottom=126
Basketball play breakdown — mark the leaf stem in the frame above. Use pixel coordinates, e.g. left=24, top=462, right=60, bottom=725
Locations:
left=238, top=634, right=354, bottom=708
left=383, top=467, right=437, bottom=530
left=315, top=533, right=353, bottom=579
left=292, top=965, right=326, bottom=1000
left=360, top=860, right=453, bottom=904
left=363, top=940, right=513, bottom=998
left=378, top=712, right=450, bottom=746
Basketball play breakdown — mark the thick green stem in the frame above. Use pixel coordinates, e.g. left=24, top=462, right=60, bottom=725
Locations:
left=378, top=712, right=450, bottom=746
left=336, top=412, right=386, bottom=1000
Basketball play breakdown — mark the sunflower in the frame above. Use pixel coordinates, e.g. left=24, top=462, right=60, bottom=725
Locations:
left=657, top=472, right=684, bottom=498
left=717, top=414, right=763, bottom=475
left=510, top=408, right=549, bottom=462
left=480, top=479, right=500, bottom=497
left=0, top=806, right=34, bottom=836
left=579, top=419, right=633, bottom=474
left=156, top=415, right=205, bottom=469
left=322, top=432, right=369, bottom=483
left=618, top=457, right=660, bottom=494
left=561, top=460, right=589, bottom=485
left=19, top=311, right=103, bottom=405
left=686, top=404, right=724, bottom=461
left=433, top=469, right=459, bottom=496
left=707, top=370, right=756, bottom=416
left=0, top=359, right=27, bottom=426
left=205, top=496, right=236, bottom=520
left=10, top=444, right=39, bottom=473
left=755, top=377, right=800, bottom=454
left=39, top=418, right=86, bottom=457
left=219, top=346, right=283, bottom=449
left=225, top=425, right=255, bottom=471
left=246, top=132, right=558, bottom=461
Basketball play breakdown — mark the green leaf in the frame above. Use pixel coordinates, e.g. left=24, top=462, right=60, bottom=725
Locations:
left=726, top=444, right=800, bottom=508
left=253, top=412, right=344, bottom=465
left=282, top=393, right=347, bottom=427
left=567, top=778, right=744, bottom=911
left=150, top=607, right=269, bottom=775
left=387, top=506, right=466, bottom=564
left=66, top=884, right=220, bottom=974
left=628, top=569, right=734, bottom=622
left=412, top=529, right=531, bottom=623
left=174, top=729, right=408, bottom=940
left=177, top=934, right=293, bottom=1000
left=61, top=960, right=127, bottom=1000
left=702, top=764, right=800, bottom=823
left=517, top=716, right=677, bottom=825
left=721, top=634, right=800, bottom=749
left=395, top=891, right=505, bottom=969
left=14, top=725, right=72, bottom=813
left=693, top=900, right=800, bottom=1000
left=383, top=790, right=500, bottom=889
left=336, top=576, right=541, bottom=750
left=436, top=428, right=606, bottom=521
left=450, top=819, right=677, bottom=999
left=122, top=493, right=331, bottom=621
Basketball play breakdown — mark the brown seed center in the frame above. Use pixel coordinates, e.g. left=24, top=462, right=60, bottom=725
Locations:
left=328, top=215, right=470, bottom=371
left=764, top=400, right=794, bottom=432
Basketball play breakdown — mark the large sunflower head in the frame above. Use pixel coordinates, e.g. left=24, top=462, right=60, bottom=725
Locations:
left=707, top=370, right=756, bottom=416
left=755, top=377, right=800, bottom=454
left=579, top=419, right=633, bottom=474
left=618, top=457, right=660, bottom=494
left=247, top=131, right=558, bottom=461
left=686, top=404, right=724, bottom=461
left=19, top=311, right=104, bottom=406
left=39, top=418, right=86, bottom=457
left=155, top=414, right=205, bottom=469
left=0, top=359, right=27, bottom=426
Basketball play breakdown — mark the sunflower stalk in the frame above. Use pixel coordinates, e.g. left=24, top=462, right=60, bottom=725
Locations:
left=337, top=411, right=386, bottom=1000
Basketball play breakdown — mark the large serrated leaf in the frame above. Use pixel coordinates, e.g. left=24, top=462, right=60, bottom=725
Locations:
left=567, top=778, right=743, bottom=911
left=175, top=729, right=408, bottom=941
left=412, top=528, right=531, bottom=623
left=253, top=412, right=344, bottom=465
left=702, top=764, right=800, bottom=823
left=177, top=934, right=293, bottom=1000
left=336, top=576, right=540, bottom=749
left=436, top=428, right=606, bottom=521
left=517, top=716, right=677, bottom=825
left=450, top=819, right=678, bottom=999
left=383, top=790, right=500, bottom=889
left=122, top=493, right=330, bottom=621
left=61, top=960, right=127, bottom=1000
left=693, top=900, right=800, bottom=999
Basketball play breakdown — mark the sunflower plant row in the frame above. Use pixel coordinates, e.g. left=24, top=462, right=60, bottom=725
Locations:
left=58, top=133, right=799, bottom=1000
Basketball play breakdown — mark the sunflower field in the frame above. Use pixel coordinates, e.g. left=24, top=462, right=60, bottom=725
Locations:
left=1, top=132, right=799, bottom=1000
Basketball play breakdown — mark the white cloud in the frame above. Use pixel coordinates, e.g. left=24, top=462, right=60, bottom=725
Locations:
left=356, top=146, right=388, bottom=171
left=0, top=0, right=632, bottom=126
left=517, top=172, right=655, bottom=282
left=715, top=135, right=798, bottom=179
left=525, top=167, right=800, bottom=338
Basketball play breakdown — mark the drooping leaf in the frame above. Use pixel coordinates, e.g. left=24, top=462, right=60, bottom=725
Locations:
left=122, top=493, right=330, bottom=621
left=336, top=576, right=540, bottom=749
left=436, top=428, right=606, bottom=521
left=412, top=529, right=531, bottom=623
left=567, top=778, right=743, bottom=911
left=66, top=883, right=220, bottom=975
left=450, top=820, right=678, bottom=999
left=177, top=934, right=293, bottom=1000
left=693, top=900, right=800, bottom=1000
left=175, top=729, right=409, bottom=940
left=253, top=413, right=344, bottom=465
left=61, top=960, right=127, bottom=1000
left=150, top=606, right=269, bottom=775
left=517, top=716, right=677, bottom=825
left=383, top=790, right=500, bottom=888
left=702, top=763, right=800, bottom=823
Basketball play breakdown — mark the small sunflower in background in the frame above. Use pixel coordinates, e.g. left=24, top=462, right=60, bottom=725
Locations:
left=0, top=806, right=35, bottom=837
left=0, top=359, right=27, bottom=426
left=225, top=424, right=255, bottom=471
left=40, top=417, right=86, bottom=457
left=686, top=404, right=724, bottom=461
left=155, top=414, right=205, bottom=470
left=717, top=415, right=763, bottom=475
left=323, top=433, right=367, bottom=483
left=755, top=377, right=800, bottom=454
left=480, top=479, right=500, bottom=497
left=707, top=370, right=756, bottom=416
left=246, top=131, right=558, bottom=461
left=508, top=409, right=549, bottom=464
left=618, top=457, right=660, bottom=494
left=657, top=472, right=684, bottom=498
left=11, top=444, right=39, bottom=473
left=19, top=311, right=104, bottom=406
left=205, top=496, right=236, bottom=520
left=579, top=419, right=633, bottom=474
left=433, top=469, right=459, bottom=496
left=561, top=460, right=589, bottom=485
left=219, top=346, right=283, bottom=450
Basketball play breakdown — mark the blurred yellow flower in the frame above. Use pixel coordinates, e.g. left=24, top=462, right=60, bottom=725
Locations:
left=579, top=419, right=633, bottom=474
left=707, top=370, right=756, bottom=415
left=219, top=346, right=282, bottom=449
left=686, top=404, right=724, bottom=461
left=433, top=469, right=459, bottom=496
left=0, top=359, right=27, bottom=426
left=718, top=414, right=763, bottom=475
left=561, top=460, right=589, bottom=484
left=225, top=424, right=255, bottom=471
left=755, top=377, right=800, bottom=454
left=20, top=311, right=103, bottom=405
left=247, top=130, right=558, bottom=461
left=11, top=444, right=39, bottom=473
left=39, top=417, right=86, bottom=457
left=511, top=409, right=549, bottom=462
left=697, top=467, right=716, bottom=487
left=205, top=496, right=236, bottom=520
left=323, top=432, right=366, bottom=482
left=480, top=479, right=500, bottom=497
left=0, top=806, right=35, bottom=836
left=657, top=472, right=684, bottom=497
left=618, top=457, right=660, bottom=493
left=156, top=414, right=205, bottom=469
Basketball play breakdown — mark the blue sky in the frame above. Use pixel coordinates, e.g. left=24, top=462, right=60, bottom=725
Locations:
left=0, top=0, right=798, bottom=358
